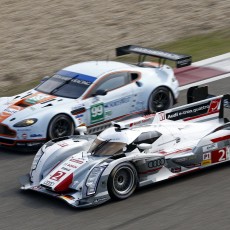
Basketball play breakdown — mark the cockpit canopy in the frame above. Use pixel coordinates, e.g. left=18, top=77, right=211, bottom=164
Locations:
left=88, top=138, right=126, bottom=156
left=88, top=130, right=162, bottom=156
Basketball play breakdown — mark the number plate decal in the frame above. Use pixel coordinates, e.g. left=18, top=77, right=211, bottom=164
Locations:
left=90, top=103, right=105, bottom=124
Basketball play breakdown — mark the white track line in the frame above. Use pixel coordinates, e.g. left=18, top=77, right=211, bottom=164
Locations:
left=193, top=52, right=230, bottom=67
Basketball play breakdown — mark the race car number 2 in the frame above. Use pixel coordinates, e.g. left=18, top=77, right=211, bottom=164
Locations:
left=90, top=103, right=104, bottom=124
left=211, top=148, right=227, bottom=163
left=50, top=171, right=66, bottom=181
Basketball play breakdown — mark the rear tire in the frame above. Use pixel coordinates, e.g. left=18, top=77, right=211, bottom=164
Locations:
left=148, top=87, right=173, bottom=113
left=108, top=162, right=138, bottom=200
left=48, top=114, right=74, bottom=139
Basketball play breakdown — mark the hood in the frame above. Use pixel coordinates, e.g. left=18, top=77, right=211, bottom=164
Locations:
left=40, top=153, right=108, bottom=192
left=0, top=89, right=75, bottom=124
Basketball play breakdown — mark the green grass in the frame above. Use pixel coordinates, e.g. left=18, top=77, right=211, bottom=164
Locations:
left=116, top=30, right=230, bottom=66
left=1, top=30, right=229, bottom=97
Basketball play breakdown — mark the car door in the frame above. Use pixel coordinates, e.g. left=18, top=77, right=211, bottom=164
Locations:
left=84, top=71, right=137, bottom=128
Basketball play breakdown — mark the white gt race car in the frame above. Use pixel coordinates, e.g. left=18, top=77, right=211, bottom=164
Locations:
left=0, top=45, right=191, bottom=148
left=20, top=86, right=230, bottom=208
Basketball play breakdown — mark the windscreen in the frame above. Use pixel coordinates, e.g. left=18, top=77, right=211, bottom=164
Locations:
left=36, top=74, right=91, bottom=99
left=88, top=138, right=126, bottom=156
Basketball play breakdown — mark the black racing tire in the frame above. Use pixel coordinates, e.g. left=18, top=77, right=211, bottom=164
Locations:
left=148, top=87, right=173, bottom=113
left=108, top=162, right=138, bottom=200
left=48, top=114, right=74, bottom=140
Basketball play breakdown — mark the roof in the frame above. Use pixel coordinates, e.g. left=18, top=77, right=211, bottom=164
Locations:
left=62, top=61, right=134, bottom=78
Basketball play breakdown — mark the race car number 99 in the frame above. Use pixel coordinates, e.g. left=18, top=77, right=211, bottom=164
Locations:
left=90, top=103, right=104, bottom=123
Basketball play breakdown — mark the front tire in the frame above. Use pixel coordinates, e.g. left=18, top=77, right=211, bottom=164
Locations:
left=48, top=114, right=74, bottom=139
left=108, top=162, right=138, bottom=200
left=148, top=87, right=173, bottom=113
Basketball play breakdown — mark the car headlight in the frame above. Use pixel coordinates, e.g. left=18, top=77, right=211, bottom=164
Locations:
left=13, top=118, right=38, bottom=127
left=86, top=166, right=106, bottom=196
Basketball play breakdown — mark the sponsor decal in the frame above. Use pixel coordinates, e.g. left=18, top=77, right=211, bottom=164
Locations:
left=22, top=133, right=27, bottom=139
left=174, top=157, right=187, bottom=162
left=3, top=106, right=21, bottom=114
left=30, top=134, right=43, bottom=138
left=202, top=148, right=227, bottom=165
left=90, top=103, right=104, bottom=124
left=202, top=152, right=211, bottom=166
left=105, top=110, right=112, bottom=117
left=30, top=107, right=36, bottom=111
left=130, top=47, right=183, bottom=60
left=16, top=129, right=31, bottom=132
left=93, top=197, right=108, bottom=204
left=63, top=163, right=78, bottom=169
left=147, top=158, right=165, bottom=168
left=211, top=148, right=227, bottom=163
left=171, top=167, right=181, bottom=173
left=130, top=114, right=155, bottom=127
left=75, top=114, right=84, bottom=118
left=201, top=159, right=211, bottom=166
left=43, top=180, right=55, bottom=187
left=70, top=158, right=84, bottom=164
left=61, top=167, right=71, bottom=172
left=203, top=152, right=211, bottom=160
left=208, top=99, right=221, bottom=113
left=158, top=112, right=166, bottom=121
left=56, top=70, right=96, bottom=84
left=50, top=171, right=66, bottom=181
left=32, top=186, right=42, bottom=190
left=58, top=141, right=69, bottom=147
left=203, top=143, right=218, bottom=152
left=105, top=96, right=130, bottom=108
left=0, top=105, right=22, bottom=122
left=166, top=102, right=211, bottom=121
left=25, top=93, right=52, bottom=104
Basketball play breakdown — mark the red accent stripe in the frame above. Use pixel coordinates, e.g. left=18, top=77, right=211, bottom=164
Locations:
left=170, top=168, right=200, bottom=178
left=183, top=110, right=219, bottom=121
left=211, top=135, right=230, bottom=143
left=0, top=138, right=46, bottom=146
left=139, top=167, right=162, bottom=174
left=54, top=173, right=73, bottom=192
left=160, top=148, right=192, bottom=156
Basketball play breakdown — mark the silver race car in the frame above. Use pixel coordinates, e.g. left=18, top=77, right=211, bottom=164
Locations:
left=20, top=87, right=230, bottom=208
left=0, top=45, right=191, bottom=149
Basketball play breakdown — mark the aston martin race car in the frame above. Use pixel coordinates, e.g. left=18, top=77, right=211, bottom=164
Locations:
left=20, top=87, right=230, bottom=208
left=0, top=45, right=191, bottom=148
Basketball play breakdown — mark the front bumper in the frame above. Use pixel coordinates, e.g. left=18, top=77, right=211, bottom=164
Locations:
left=0, top=137, right=46, bottom=149
left=19, top=174, right=110, bottom=208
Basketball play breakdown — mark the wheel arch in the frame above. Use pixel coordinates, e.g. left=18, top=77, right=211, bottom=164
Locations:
left=106, top=160, right=139, bottom=200
left=148, top=85, right=176, bottom=105
left=46, top=112, right=76, bottom=139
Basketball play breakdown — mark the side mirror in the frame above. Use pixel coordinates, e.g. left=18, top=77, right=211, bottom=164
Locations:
left=76, top=126, right=87, bottom=135
left=41, top=76, right=50, bottom=83
left=95, top=89, right=107, bottom=96
left=137, top=143, right=152, bottom=150
left=136, top=81, right=143, bottom=87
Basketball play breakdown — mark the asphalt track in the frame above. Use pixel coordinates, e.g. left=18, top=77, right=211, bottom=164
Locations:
left=0, top=78, right=229, bottom=230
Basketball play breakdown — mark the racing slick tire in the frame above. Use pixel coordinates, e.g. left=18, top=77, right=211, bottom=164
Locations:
left=48, top=114, right=74, bottom=139
left=108, top=162, right=138, bottom=200
left=148, top=87, right=173, bottom=113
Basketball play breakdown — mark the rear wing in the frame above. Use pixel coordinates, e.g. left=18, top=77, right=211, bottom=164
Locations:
left=113, top=86, right=230, bottom=130
left=116, top=45, right=192, bottom=68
